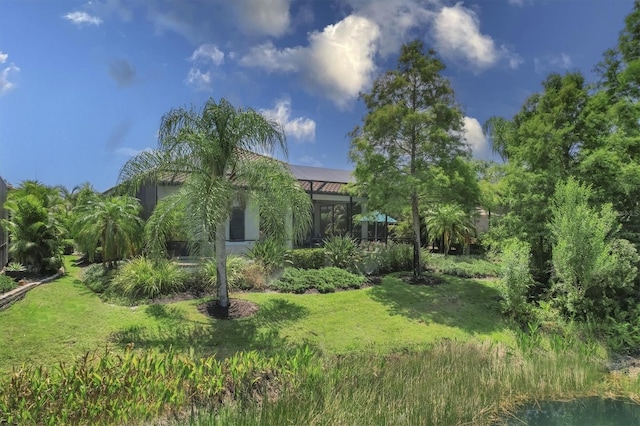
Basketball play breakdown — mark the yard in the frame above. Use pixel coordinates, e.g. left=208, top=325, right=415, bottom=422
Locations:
left=0, top=255, right=511, bottom=374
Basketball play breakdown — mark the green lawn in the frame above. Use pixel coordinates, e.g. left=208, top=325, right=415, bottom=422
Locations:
left=0, top=256, right=513, bottom=374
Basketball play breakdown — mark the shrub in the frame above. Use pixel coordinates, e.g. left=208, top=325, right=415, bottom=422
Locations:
left=247, top=238, right=286, bottom=273
left=286, top=248, right=326, bottom=269
left=200, top=256, right=253, bottom=291
left=271, top=267, right=365, bottom=294
left=237, top=262, right=268, bottom=291
left=323, top=235, right=361, bottom=272
left=5, top=262, right=26, bottom=272
left=110, top=257, right=187, bottom=299
left=425, top=254, right=501, bottom=278
left=499, top=239, right=533, bottom=320
left=62, top=238, right=75, bottom=255
left=0, top=275, right=17, bottom=293
left=82, top=264, right=115, bottom=294
left=377, top=243, right=414, bottom=273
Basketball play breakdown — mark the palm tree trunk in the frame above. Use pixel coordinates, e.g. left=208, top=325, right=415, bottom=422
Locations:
left=215, top=221, right=229, bottom=313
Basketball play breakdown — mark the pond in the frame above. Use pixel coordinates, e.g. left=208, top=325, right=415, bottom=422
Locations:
left=505, top=397, right=640, bottom=425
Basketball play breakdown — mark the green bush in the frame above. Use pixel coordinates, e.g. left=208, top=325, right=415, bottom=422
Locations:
left=200, top=256, right=254, bottom=291
left=377, top=243, right=414, bottom=273
left=323, top=235, right=361, bottom=272
left=247, top=238, right=286, bottom=273
left=426, top=254, right=501, bottom=278
left=82, top=264, right=115, bottom=294
left=286, top=248, right=326, bottom=269
left=0, top=275, right=17, bottom=293
left=271, top=267, right=365, bottom=294
left=110, top=257, right=187, bottom=300
left=499, top=239, right=533, bottom=320
left=62, top=239, right=75, bottom=255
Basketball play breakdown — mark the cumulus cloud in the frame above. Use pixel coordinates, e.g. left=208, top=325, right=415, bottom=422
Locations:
left=232, top=0, right=291, bottom=37
left=108, top=59, right=136, bottom=87
left=190, top=44, right=224, bottom=65
left=241, top=15, right=380, bottom=108
left=260, top=99, right=316, bottom=143
left=63, top=11, right=103, bottom=26
left=463, top=116, right=491, bottom=159
left=433, top=4, right=501, bottom=70
left=185, top=68, right=211, bottom=91
left=0, top=51, right=19, bottom=95
left=343, top=0, right=435, bottom=56
left=534, top=53, right=572, bottom=73
left=185, top=44, right=224, bottom=91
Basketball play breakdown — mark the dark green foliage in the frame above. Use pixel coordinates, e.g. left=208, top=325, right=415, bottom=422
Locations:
left=110, top=257, right=187, bottom=300
left=247, top=238, right=286, bottom=273
left=82, top=264, right=115, bottom=294
left=271, top=267, right=365, bottom=294
left=1, top=181, right=65, bottom=274
left=0, top=275, right=17, bottom=294
left=286, top=248, right=326, bottom=270
left=427, top=254, right=501, bottom=278
left=377, top=243, right=414, bottom=274
left=323, top=235, right=360, bottom=272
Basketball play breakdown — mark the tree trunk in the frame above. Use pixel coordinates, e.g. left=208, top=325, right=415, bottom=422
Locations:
left=215, top=221, right=229, bottom=315
left=411, top=193, right=422, bottom=277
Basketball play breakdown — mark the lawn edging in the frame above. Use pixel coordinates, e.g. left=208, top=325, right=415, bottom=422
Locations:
left=0, top=269, right=64, bottom=311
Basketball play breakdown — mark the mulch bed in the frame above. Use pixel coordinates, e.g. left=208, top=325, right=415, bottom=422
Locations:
left=197, top=298, right=259, bottom=320
left=398, top=274, right=444, bottom=286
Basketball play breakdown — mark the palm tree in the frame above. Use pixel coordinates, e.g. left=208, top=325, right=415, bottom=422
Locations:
left=0, top=181, right=65, bottom=273
left=73, top=195, right=144, bottom=268
left=118, top=98, right=312, bottom=313
left=424, top=204, right=476, bottom=255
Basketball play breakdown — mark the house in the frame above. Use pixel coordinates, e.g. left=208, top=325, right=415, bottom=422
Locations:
left=0, top=176, right=9, bottom=267
left=135, top=162, right=369, bottom=254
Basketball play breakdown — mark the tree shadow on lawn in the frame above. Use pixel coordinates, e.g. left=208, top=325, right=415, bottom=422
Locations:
left=110, top=298, right=310, bottom=359
left=368, top=274, right=506, bottom=336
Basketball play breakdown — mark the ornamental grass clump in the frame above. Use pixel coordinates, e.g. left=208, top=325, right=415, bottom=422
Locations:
left=110, top=257, right=187, bottom=300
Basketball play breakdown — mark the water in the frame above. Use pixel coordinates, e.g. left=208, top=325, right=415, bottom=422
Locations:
left=506, top=397, right=640, bottom=425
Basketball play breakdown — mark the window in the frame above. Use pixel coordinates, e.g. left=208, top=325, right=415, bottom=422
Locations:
left=229, top=206, right=245, bottom=241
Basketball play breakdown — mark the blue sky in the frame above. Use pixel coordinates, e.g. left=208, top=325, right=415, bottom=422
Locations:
left=0, top=0, right=635, bottom=191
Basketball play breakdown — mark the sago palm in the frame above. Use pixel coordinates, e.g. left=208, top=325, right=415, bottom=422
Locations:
left=118, top=97, right=312, bottom=312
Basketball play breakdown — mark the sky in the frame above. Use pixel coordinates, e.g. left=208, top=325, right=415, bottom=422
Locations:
left=0, top=0, right=636, bottom=192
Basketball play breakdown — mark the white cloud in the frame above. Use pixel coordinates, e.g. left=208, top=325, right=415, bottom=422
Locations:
left=297, top=155, right=323, bottom=167
left=534, top=53, right=572, bottom=73
left=190, top=44, right=224, bottom=65
left=241, top=15, right=380, bottom=108
left=433, top=4, right=500, bottom=70
left=63, top=11, right=103, bottom=26
left=0, top=51, right=19, bottom=95
left=463, top=116, right=491, bottom=158
left=185, top=68, right=211, bottom=91
left=343, top=0, right=435, bottom=57
left=233, top=0, right=291, bottom=37
left=260, top=99, right=316, bottom=143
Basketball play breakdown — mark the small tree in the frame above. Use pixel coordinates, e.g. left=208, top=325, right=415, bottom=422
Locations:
left=350, top=40, right=467, bottom=277
left=424, top=204, right=475, bottom=255
left=73, top=195, right=144, bottom=269
left=550, top=178, right=639, bottom=319
left=499, top=239, right=534, bottom=321
left=0, top=181, right=65, bottom=273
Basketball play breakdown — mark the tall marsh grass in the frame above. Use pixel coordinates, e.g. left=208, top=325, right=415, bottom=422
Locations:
left=195, top=335, right=608, bottom=425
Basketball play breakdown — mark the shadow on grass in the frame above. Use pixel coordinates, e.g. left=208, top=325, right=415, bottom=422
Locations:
left=368, top=274, right=505, bottom=336
left=110, top=298, right=310, bottom=359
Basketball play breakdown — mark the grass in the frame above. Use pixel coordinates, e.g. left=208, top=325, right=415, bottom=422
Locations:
left=1, top=255, right=636, bottom=425
left=0, top=257, right=510, bottom=373
left=425, top=253, right=502, bottom=278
